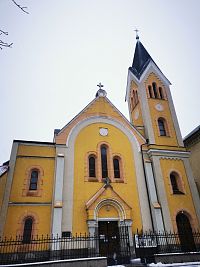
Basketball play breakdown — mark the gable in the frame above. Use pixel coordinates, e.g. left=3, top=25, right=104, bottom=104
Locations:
left=55, top=95, right=145, bottom=145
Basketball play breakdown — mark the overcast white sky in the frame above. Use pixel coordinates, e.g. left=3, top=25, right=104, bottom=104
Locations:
left=0, top=0, right=200, bottom=164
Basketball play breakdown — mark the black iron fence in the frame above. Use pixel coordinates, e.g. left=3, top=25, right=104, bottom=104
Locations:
left=1, top=229, right=200, bottom=265
left=0, top=226, right=131, bottom=265
left=134, top=230, right=200, bottom=262
left=0, top=234, right=99, bottom=265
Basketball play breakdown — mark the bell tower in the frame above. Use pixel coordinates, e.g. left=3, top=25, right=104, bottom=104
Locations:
left=125, top=34, right=200, bottom=232
left=125, top=35, right=183, bottom=147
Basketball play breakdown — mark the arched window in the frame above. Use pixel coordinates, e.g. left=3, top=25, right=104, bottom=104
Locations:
left=148, top=85, right=153, bottom=98
left=152, top=82, right=158, bottom=98
left=170, top=172, right=184, bottom=194
left=89, top=155, right=96, bottom=177
left=159, top=87, right=164, bottom=99
left=135, top=90, right=139, bottom=104
left=22, top=217, right=33, bottom=244
left=131, top=96, right=134, bottom=110
left=158, top=118, right=167, bottom=136
left=101, top=145, right=108, bottom=178
left=132, top=90, right=136, bottom=107
left=29, top=170, right=39, bottom=190
left=176, top=213, right=195, bottom=251
left=113, top=157, right=120, bottom=178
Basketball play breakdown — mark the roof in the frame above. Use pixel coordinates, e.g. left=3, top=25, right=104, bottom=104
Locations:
left=184, top=125, right=200, bottom=146
left=0, top=161, right=9, bottom=177
left=129, top=39, right=164, bottom=80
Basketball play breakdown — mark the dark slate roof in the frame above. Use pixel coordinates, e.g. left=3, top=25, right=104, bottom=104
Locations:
left=183, top=125, right=200, bottom=146
left=129, top=39, right=158, bottom=79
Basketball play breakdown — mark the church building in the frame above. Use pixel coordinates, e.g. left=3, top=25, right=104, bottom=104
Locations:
left=0, top=36, right=199, bottom=244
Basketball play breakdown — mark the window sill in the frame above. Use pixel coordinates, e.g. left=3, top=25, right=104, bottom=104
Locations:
left=87, top=177, right=98, bottom=182
left=26, top=190, right=41, bottom=197
left=113, top=179, right=124, bottom=183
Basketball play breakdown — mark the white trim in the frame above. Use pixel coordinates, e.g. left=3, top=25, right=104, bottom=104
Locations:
left=0, top=142, right=18, bottom=236
left=97, top=218, right=119, bottom=221
left=52, top=154, right=65, bottom=236
left=66, top=116, right=142, bottom=151
left=0, top=257, right=107, bottom=267
left=140, top=61, right=171, bottom=86
left=94, top=198, right=126, bottom=221
left=147, top=149, right=190, bottom=158
left=62, top=116, right=152, bottom=232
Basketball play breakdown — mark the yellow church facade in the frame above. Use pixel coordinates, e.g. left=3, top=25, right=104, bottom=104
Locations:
left=0, top=37, right=200, bottom=243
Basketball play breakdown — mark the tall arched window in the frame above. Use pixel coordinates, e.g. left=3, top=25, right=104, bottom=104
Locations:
left=159, top=87, right=164, bottom=99
left=170, top=172, right=184, bottom=194
left=101, top=145, right=108, bottom=178
left=135, top=90, right=139, bottom=104
left=113, top=157, right=120, bottom=178
left=22, top=217, right=33, bottom=244
left=29, top=170, right=39, bottom=190
left=152, top=82, right=158, bottom=98
left=132, top=90, right=136, bottom=107
left=158, top=118, right=167, bottom=136
left=148, top=85, right=153, bottom=98
left=131, top=96, right=134, bottom=110
left=89, top=155, right=96, bottom=177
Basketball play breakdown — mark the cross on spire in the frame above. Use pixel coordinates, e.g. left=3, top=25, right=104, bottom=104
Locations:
left=97, top=82, right=104, bottom=90
left=134, top=28, right=139, bottom=40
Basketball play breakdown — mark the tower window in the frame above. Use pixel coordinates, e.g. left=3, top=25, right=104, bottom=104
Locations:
left=113, top=157, right=120, bottom=178
left=148, top=85, right=153, bottom=98
left=170, top=172, right=184, bottom=194
left=135, top=90, right=139, bottom=104
left=159, top=87, right=164, bottom=99
left=152, top=82, right=158, bottom=98
left=22, top=217, right=33, bottom=244
left=101, top=145, right=108, bottom=178
left=29, top=170, right=39, bottom=190
left=89, top=155, right=96, bottom=177
left=158, top=118, right=167, bottom=136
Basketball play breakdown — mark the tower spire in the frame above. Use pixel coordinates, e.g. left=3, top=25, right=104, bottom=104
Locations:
left=134, top=28, right=139, bottom=40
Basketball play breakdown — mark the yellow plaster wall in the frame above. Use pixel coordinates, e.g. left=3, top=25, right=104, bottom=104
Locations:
left=187, top=141, right=200, bottom=195
left=73, top=123, right=143, bottom=234
left=55, top=97, right=144, bottom=146
left=98, top=205, right=118, bottom=218
left=145, top=73, right=178, bottom=146
left=0, top=172, right=7, bottom=212
left=18, top=145, right=55, bottom=157
left=130, top=81, right=144, bottom=130
left=160, top=158, right=199, bottom=229
left=9, top=144, right=55, bottom=203
left=4, top=206, right=51, bottom=237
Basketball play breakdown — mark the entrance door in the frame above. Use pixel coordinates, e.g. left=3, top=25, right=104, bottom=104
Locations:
left=98, top=221, right=120, bottom=258
left=176, top=213, right=196, bottom=252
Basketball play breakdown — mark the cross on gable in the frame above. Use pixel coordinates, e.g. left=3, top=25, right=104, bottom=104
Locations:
left=97, top=82, right=104, bottom=90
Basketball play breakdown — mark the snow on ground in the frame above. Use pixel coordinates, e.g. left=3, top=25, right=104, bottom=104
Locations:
left=148, top=262, right=200, bottom=266
left=107, top=262, right=200, bottom=267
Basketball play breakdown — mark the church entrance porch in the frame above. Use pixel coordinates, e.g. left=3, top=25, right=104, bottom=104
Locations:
left=98, top=220, right=131, bottom=265
left=98, top=221, right=120, bottom=258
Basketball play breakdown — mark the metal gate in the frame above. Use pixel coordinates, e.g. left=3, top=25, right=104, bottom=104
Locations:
left=98, top=222, right=131, bottom=265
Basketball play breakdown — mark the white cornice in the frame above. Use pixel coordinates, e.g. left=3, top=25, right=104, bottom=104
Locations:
left=147, top=149, right=190, bottom=158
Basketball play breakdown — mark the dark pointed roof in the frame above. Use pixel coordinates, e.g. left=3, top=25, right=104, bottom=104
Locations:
left=129, top=39, right=157, bottom=79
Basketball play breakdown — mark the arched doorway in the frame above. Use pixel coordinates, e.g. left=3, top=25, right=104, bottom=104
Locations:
left=176, top=212, right=195, bottom=252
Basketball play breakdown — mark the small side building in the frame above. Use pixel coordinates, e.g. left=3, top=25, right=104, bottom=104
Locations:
left=184, top=125, right=200, bottom=195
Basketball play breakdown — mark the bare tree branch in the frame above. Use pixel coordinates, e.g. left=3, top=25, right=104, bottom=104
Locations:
left=0, top=30, right=13, bottom=49
left=0, top=40, right=13, bottom=49
left=0, top=30, right=8, bottom=35
left=11, top=0, right=29, bottom=14
left=1, top=1, right=29, bottom=49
